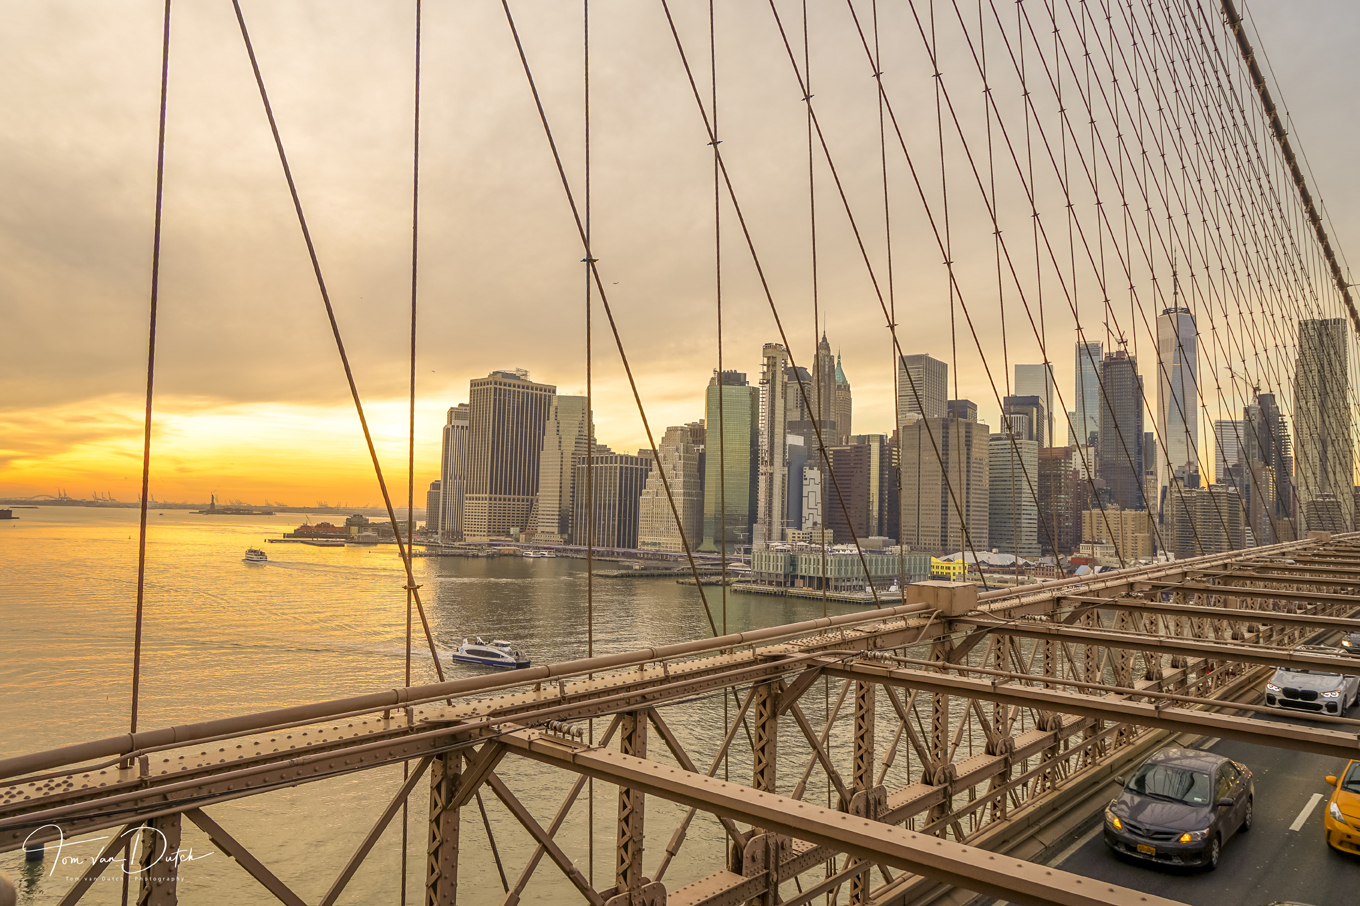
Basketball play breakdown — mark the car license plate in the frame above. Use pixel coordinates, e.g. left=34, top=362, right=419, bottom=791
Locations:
left=1136, top=844, right=1156, bottom=855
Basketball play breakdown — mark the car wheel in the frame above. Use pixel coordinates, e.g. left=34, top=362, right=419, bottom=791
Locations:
left=1206, top=835, right=1221, bottom=871
left=1242, top=797, right=1253, bottom=832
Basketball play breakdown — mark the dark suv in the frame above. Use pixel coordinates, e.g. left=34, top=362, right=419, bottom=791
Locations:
left=1104, top=747, right=1253, bottom=870
left=1340, top=631, right=1360, bottom=657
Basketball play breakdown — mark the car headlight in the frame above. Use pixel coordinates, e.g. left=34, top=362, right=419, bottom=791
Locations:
left=1105, top=806, right=1122, bottom=830
left=1321, top=690, right=1341, bottom=698
left=1266, top=682, right=1281, bottom=693
left=1344, top=640, right=1353, bottom=647
left=1331, top=800, right=1345, bottom=823
left=1177, top=829, right=1210, bottom=843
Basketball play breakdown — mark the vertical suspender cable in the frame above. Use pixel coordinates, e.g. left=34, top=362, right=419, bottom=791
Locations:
left=129, top=0, right=173, bottom=744
left=228, top=0, right=447, bottom=684
left=399, top=2, right=423, bottom=902
left=583, top=0, right=595, bottom=885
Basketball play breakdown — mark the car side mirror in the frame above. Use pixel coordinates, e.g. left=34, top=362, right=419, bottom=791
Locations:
left=1326, top=775, right=1339, bottom=786
left=1114, top=775, right=1125, bottom=787
left=1217, top=797, right=1234, bottom=807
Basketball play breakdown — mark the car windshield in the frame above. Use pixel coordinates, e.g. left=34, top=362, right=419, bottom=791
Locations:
left=1343, top=763, right=1360, bottom=793
left=1127, top=763, right=1212, bottom=805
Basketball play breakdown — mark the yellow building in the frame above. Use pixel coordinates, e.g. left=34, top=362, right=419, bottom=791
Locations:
left=930, top=557, right=966, bottom=580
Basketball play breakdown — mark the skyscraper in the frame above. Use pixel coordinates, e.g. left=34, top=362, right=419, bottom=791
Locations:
left=833, top=354, right=853, bottom=446
left=638, top=424, right=705, bottom=552
left=530, top=395, right=592, bottom=545
left=1014, top=363, right=1055, bottom=447
left=572, top=450, right=652, bottom=550
left=756, top=344, right=791, bottom=545
left=1097, top=349, right=1145, bottom=511
left=1242, top=390, right=1294, bottom=542
left=1038, top=446, right=1085, bottom=556
left=1069, top=340, right=1103, bottom=446
left=989, top=431, right=1040, bottom=558
left=425, top=480, right=442, bottom=535
left=462, top=370, right=556, bottom=542
left=1214, top=419, right=1243, bottom=486
left=701, top=371, right=760, bottom=552
left=1156, top=306, right=1199, bottom=508
left=896, top=354, right=948, bottom=426
left=438, top=403, right=471, bottom=541
left=814, top=332, right=837, bottom=432
left=1003, top=395, right=1047, bottom=446
left=898, top=413, right=989, bottom=555
left=1295, top=318, right=1353, bottom=533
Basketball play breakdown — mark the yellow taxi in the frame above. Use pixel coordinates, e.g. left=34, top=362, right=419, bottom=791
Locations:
left=1323, top=759, right=1360, bottom=855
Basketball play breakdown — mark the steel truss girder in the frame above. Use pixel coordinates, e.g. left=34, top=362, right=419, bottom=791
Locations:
left=950, top=615, right=1358, bottom=673
left=1064, top=594, right=1360, bottom=630
left=501, top=731, right=1189, bottom=906
left=820, top=661, right=1360, bottom=760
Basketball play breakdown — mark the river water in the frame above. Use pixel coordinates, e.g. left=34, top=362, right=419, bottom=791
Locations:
left=0, top=506, right=864, bottom=904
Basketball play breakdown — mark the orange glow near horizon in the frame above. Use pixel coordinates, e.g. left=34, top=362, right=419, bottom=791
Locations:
left=0, top=395, right=447, bottom=507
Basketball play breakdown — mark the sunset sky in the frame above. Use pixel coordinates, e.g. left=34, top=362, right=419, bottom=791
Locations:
left=2, top=0, right=1358, bottom=506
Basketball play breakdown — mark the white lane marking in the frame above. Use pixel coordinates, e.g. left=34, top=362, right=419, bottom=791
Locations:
left=1195, top=737, right=1221, bottom=750
left=1290, top=792, right=1324, bottom=831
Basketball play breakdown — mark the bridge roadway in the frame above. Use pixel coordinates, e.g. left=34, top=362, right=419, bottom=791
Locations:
left=1043, top=683, right=1359, bottom=905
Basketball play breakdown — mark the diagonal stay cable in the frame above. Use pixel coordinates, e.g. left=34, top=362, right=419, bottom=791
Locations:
left=497, top=0, right=725, bottom=636
left=228, top=0, right=445, bottom=683
left=129, top=0, right=174, bottom=743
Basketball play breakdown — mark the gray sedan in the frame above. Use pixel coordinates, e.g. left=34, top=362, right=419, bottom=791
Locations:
left=1103, top=747, right=1253, bottom=870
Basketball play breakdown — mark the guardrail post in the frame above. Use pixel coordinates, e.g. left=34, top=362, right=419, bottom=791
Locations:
left=616, top=711, right=647, bottom=899
left=848, top=678, right=875, bottom=905
left=925, top=638, right=953, bottom=831
left=426, top=751, right=461, bottom=906
left=135, top=813, right=180, bottom=906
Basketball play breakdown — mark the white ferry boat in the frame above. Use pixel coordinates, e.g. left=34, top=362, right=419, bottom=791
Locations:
left=522, top=550, right=557, bottom=559
left=243, top=548, right=268, bottom=563
left=450, top=638, right=530, bottom=669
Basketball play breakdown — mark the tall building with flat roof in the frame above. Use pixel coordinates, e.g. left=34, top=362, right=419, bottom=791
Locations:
left=757, top=344, right=791, bottom=545
left=572, top=451, right=651, bottom=550
left=1014, top=363, right=1055, bottom=447
left=1097, top=349, right=1145, bottom=512
left=1156, top=306, right=1199, bottom=507
left=530, top=395, right=591, bottom=545
left=425, top=480, right=442, bottom=535
left=1038, top=446, right=1086, bottom=556
left=897, top=354, right=948, bottom=426
left=1214, top=419, right=1243, bottom=486
left=1003, top=395, right=1047, bottom=446
left=989, top=432, right=1040, bottom=558
left=1295, top=318, right=1353, bottom=533
left=439, top=403, right=471, bottom=541
left=638, top=424, right=705, bottom=552
left=701, top=371, right=760, bottom=552
left=898, top=415, right=989, bottom=555
left=463, top=370, right=556, bottom=542
left=1070, top=340, right=1103, bottom=447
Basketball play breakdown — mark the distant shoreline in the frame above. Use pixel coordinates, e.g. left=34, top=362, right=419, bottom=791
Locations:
left=0, top=501, right=422, bottom=518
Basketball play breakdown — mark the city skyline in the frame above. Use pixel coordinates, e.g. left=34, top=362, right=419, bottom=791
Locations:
left=3, top=3, right=1359, bottom=510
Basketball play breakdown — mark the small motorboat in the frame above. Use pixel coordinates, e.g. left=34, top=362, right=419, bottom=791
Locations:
left=243, top=548, right=268, bottom=563
left=451, top=637, right=530, bottom=669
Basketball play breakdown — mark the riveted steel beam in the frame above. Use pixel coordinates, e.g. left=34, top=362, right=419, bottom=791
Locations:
left=821, top=661, right=1360, bottom=760
left=503, top=732, right=1191, bottom=906
left=950, top=615, right=1357, bottom=672
left=1062, top=594, right=1360, bottom=630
